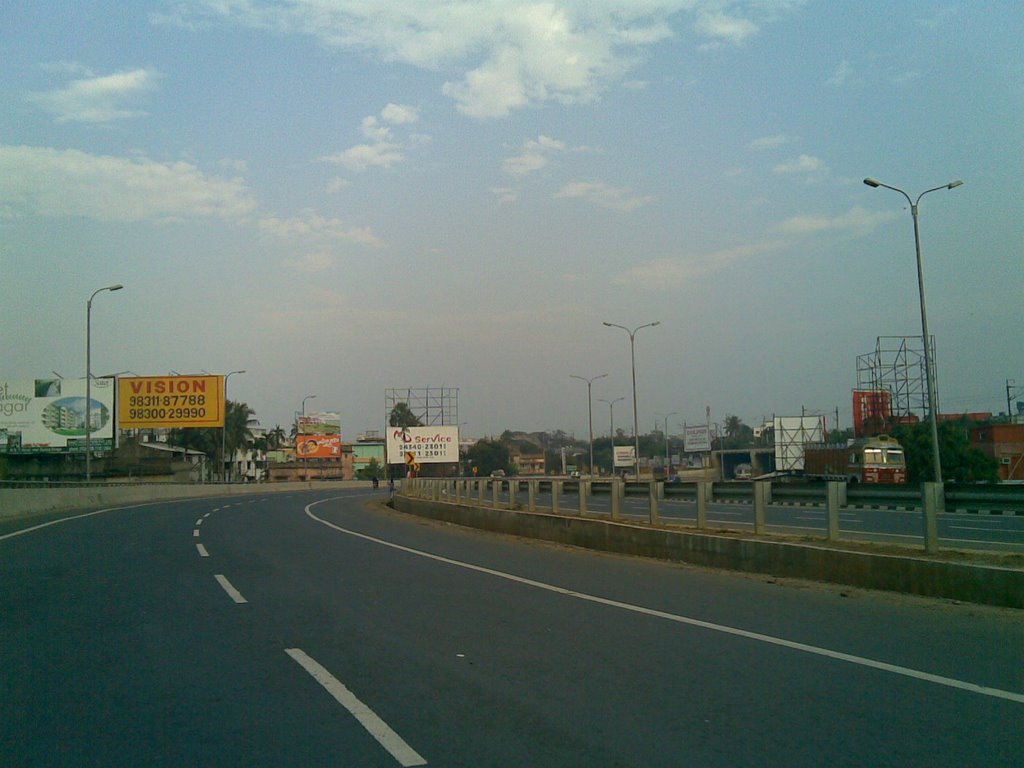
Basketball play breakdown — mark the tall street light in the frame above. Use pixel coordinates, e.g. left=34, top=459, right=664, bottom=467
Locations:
left=301, top=394, right=316, bottom=480
left=864, top=177, right=963, bottom=483
left=656, top=411, right=677, bottom=474
left=85, top=283, right=123, bottom=481
left=571, top=373, right=607, bottom=476
left=222, top=370, right=245, bottom=483
left=603, top=321, right=660, bottom=479
left=598, top=396, right=625, bottom=470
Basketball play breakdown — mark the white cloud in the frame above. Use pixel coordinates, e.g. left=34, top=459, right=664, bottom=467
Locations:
left=694, top=11, right=758, bottom=46
left=326, top=177, right=351, bottom=193
left=27, top=67, right=159, bottom=123
left=258, top=210, right=381, bottom=246
left=612, top=241, right=783, bottom=289
left=772, top=206, right=898, bottom=236
left=773, top=154, right=825, bottom=175
left=322, top=103, right=426, bottom=172
left=556, top=181, right=653, bottom=211
left=502, top=134, right=568, bottom=176
left=0, top=144, right=256, bottom=221
left=159, top=2, right=802, bottom=118
left=282, top=251, right=336, bottom=272
left=826, top=60, right=856, bottom=88
left=490, top=186, right=519, bottom=204
left=749, top=134, right=790, bottom=151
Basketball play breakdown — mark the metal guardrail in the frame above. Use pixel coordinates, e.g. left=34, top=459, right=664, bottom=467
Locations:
left=400, top=476, right=1024, bottom=554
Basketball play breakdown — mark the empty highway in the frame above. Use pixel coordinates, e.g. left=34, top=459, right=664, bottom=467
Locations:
left=2, top=489, right=1022, bottom=766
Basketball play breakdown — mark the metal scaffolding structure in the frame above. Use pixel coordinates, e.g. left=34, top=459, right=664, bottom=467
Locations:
left=856, top=336, right=939, bottom=420
left=384, top=387, right=459, bottom=427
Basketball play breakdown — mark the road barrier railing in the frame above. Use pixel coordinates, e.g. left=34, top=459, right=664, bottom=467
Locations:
left=399, top=476, right=1023, bottom=554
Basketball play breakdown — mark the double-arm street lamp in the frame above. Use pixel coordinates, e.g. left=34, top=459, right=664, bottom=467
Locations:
left=603, top=321, right=660, bottom=479
left=222, top=370, right=246, bottom=482
left=85, top=283, right=123, bottom=481
left=571, top=373, right=607, bottom=476
left=864, top=177, right=963, bottom=483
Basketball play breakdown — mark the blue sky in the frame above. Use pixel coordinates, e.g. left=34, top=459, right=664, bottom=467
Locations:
left=2, top=1, right=1021, bottom=440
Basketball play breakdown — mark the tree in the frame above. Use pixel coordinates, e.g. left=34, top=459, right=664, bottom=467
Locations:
left=358, top=457, right=386, bottom=480
left=389, top=402, right=422, bottom=428
left=268, top=425, right=287, bottom=449
left=721, top=416, right=755, bottom=449
left=890, top=421, right=998, bottom=484
left=223, top=401, right=255, bottom=481
left=466, top=438, right=512, bottom=476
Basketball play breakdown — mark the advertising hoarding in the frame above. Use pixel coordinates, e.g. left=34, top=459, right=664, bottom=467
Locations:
left=118, top=375, right=225, bottom=429
left=387, top=426, right=460, bottom=464
left=297, top=412, right=341, bottom=436
left=0, top=378, right=115, bottom=453
left=613, top=445, right=636, bottom=468
left=296, top=434, right=342, bottom=458
left=773, top=416, right=825, bottom=472
left=683, top=425, right=712, bottom=453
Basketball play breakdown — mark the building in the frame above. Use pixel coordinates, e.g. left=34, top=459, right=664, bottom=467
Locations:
left=970, top=424, right=1024, bottom=481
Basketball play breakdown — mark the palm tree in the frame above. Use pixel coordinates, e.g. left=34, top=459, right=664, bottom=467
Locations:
left=224, top=401, right=255, bottom=481
left=389, top=402, right=422, bottom=428
left=268, top=425, right=287, bottom=449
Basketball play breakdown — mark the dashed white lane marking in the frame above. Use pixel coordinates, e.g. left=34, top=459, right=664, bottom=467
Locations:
left=196, top=543, right=209, bottom=557
left=214, top=574, right=247, bottom=604
left=193, top=529, right=200, bottom=537
left=305, top=498, right=1024, bottom=706
left=285, top=648, right=427, bottom=767
left=195, top=518, right=204, bottom=527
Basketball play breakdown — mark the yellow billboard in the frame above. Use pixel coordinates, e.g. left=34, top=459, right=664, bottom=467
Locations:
left=118, top=375, right=225, bottom=429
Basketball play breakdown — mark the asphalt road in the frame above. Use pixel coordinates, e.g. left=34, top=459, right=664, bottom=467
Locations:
left=2, top=489, right=1023, bottom=766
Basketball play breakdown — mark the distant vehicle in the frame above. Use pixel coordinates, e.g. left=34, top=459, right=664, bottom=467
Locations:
left=569, top=470, right=580, bottom=478
left=734, top=463, right=753, bottom=480
left=803, top=435, right=907, bottom=484
left=490, top=469, right=506, bottom=477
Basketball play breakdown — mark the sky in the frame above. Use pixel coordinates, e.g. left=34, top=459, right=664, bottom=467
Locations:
left=2, top=1, right=1022, bottom=441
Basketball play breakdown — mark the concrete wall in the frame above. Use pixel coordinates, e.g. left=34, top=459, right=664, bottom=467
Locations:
left=0, top=481, right=372, bottom=519
left=393, top=495, right=1024, bottom=610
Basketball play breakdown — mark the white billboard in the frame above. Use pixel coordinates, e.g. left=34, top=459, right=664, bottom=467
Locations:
left=613, top=445, right=636, bottom=468
left=387, top=426, right=460, bottom=464
left=0, top=378, right=116, bottom=453
left=773, top=416, right=825, bottom=471
left=683, top=424, right=712, bottom=452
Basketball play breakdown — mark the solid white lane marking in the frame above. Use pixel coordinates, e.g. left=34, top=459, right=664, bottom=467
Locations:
left=196, top=543, right=209, bottom=557
left=305, top=498, right=1024, bottom=705
left=285, top=648, right=427, bottom=767
left=214, top=574, right=247, bottom=604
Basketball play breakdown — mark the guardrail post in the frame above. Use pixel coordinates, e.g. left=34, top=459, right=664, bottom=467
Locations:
left=649, top=481, right=660, bottom=524
left=825, top=481, right=845, bottom=541
left=528, top=479, right=537, bottom=512
left=508, top=479, right=518, bottom=509
left=478, top=479, right=486, bottom=505
left=611, top=479, right=622, bottom=520
left=552, top=480, right=562, bottom=514
left=696, top=481, right=709, bottom=529
left=754, top=481, right=770, bottom=534
left=921, top=482, right=943, bottom=554
left=579, top=480, right=589, bottom=517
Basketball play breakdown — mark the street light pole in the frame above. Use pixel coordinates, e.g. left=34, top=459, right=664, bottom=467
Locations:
left=301, top=394, right=316, bottom=480
left=598, top=397, right=624, bottom=474
left=656, top=411, right=677, bottom=474
left=85, top=283, right=123, bottom=481
left=222, top=369, right=245, bottom=483
left=603, top=321, right=660, bottom=479
left=864, top=177, right=963, bottom=483
left=571, top=373, right=607, bottom=476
